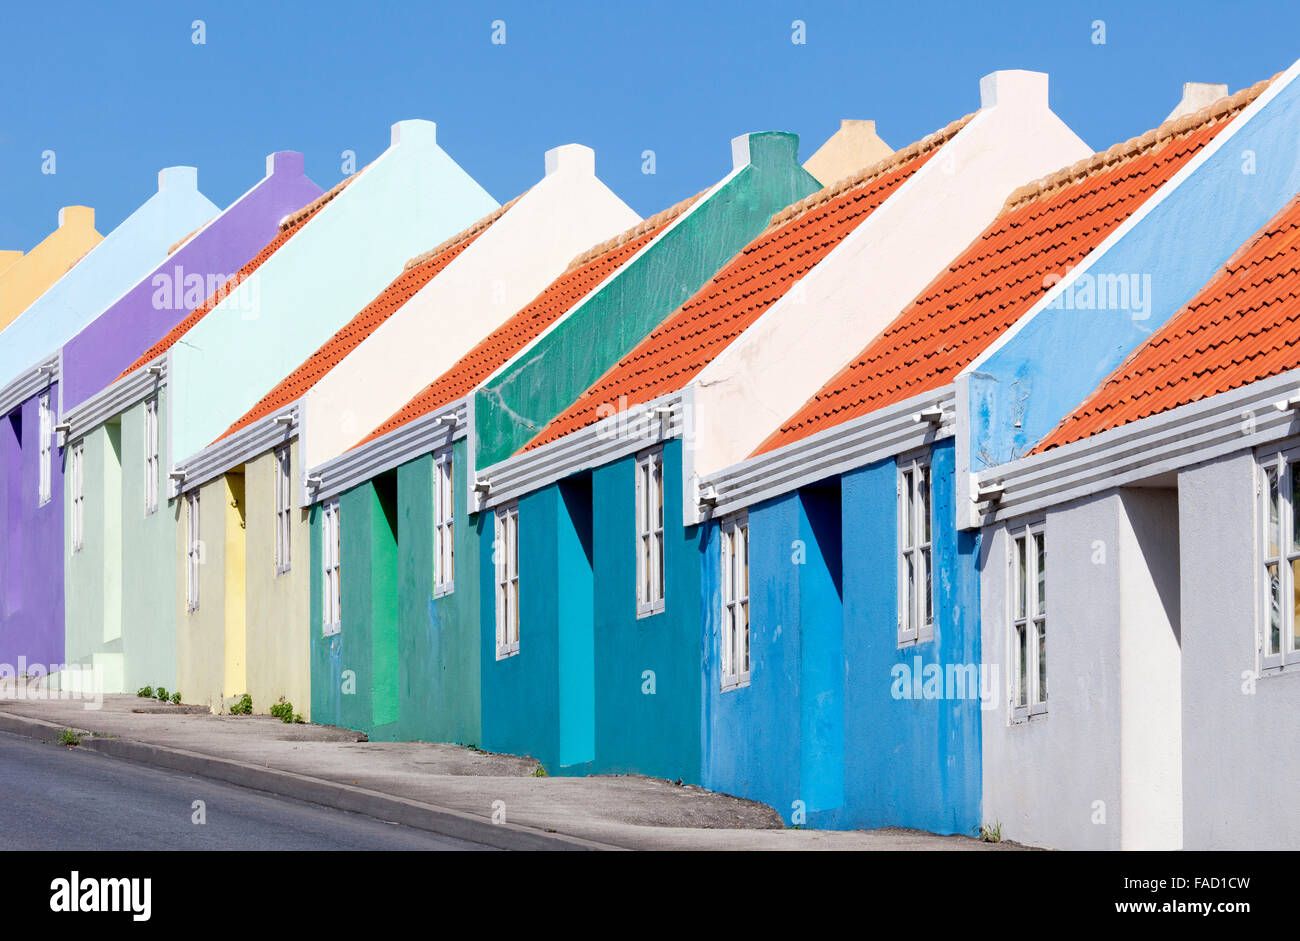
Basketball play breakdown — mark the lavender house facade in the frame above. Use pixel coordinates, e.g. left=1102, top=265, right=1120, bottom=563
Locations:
left=0, top=155, right=320, bottom=682
left=61, top=155, right=321, bottom=412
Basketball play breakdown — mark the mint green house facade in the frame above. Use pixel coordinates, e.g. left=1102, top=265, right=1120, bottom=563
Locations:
left=305, top=131, right=823, bottom=753
left=63, top=121, right=498, bottom=694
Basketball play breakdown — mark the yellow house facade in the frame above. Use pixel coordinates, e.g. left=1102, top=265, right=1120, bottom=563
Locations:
left=0, top=206, right=102, bottom=328
left=176, top=442, right=311, bottom=718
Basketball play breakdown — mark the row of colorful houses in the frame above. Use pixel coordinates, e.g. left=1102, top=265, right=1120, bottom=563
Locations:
left=5, top=63, right=1300, bottom=849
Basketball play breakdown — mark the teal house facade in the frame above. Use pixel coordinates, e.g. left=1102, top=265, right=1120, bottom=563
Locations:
left=473, top=71, right=1092, bottom=801
left=305, top=131, right=823, bottom=756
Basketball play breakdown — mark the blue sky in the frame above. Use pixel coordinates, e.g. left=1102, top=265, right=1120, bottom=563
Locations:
left=0, top=0, right=1294, bottom=250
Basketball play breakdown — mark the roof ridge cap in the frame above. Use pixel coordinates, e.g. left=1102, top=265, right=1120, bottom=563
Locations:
left=1001, top=74, right=1278, bottom=212
left=278, top=166, right=365, bottom=231
left=767, top=111, right=977, bottom=229
left=402, top=190, right=526, bottom=271
left=562, top=189, right=706, bottom=272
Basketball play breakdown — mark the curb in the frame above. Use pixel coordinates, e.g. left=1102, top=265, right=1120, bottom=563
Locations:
left=0, top=712, right=620, bottom=852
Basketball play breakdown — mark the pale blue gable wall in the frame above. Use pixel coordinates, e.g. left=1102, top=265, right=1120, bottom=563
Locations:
left=970, top=73, right=1300, bottom=465
left=0, top=168, right=217, bottom=384
left=170, top=122, right=498, bottom=460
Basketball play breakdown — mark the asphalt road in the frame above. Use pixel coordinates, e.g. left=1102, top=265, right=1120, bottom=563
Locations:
left=0, top=730, right=495, bottom=850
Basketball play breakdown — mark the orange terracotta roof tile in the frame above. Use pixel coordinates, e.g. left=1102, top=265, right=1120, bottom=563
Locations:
left=117, top=173, right=360, bottom=379
left=215, top=195, right=522, bottom=444
left=522, top=114, right=977, bottom=452
left=353, top=194, right=703, bottom=449
left=1035, top=192, right=1300, bottom=452
left=753, top=78, right=1272, bottom=457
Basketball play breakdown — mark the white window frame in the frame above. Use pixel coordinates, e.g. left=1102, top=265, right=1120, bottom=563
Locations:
left=720, top=512, right=750, bottom=690
left=186, top=490, right=201, bottom=612
left=897, top=454, right=934, bottom=645
left=1009, top=521, right=1047, bottom=720
left=37, top=391, right=52, bottom=506
left=433, top=447, right=454, bottom=597
left=143, top=395, right=159, bottom=516
left=321, top=499, right=341, bottom=636
left=274, top=445, right=291, bottom=574
left=635, top=447, right=665, bottom=617
left=70, top=440, right=84, bottom=552
left=1259, top=451, right=1300, bottom=671
left=495, top=503, right=519, bottom=659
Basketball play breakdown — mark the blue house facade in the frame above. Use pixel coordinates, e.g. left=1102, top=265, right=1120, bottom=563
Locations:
left=480, top=438, right=703, bottom=779
left=700, top=439, right=982, bottom=832
left=306, top=130, right=821, bottom=752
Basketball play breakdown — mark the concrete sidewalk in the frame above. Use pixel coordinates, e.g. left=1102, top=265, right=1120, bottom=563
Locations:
left=0, top=694, right=1014, bottom=850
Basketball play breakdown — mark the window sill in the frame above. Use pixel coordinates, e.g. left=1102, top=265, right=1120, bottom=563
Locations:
left=1258, top=660, right=1300, bottom=679
left=1010, top=705, right=1048, bottom=725
left=323, top=623, right=341, bottom=638
left=896, top=628, right=935, bottom=649
left=721, top=674, right=750, bottom=693
left=496, top=644, right=519, bottom=662
left=433, top=581, right=454, bottom=599
left=636, top=602, right=665, bottom=620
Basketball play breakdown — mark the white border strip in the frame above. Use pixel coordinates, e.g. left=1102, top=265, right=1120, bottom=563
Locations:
left=307, top=399, right=468, bottom=505
left=171, top=402, right=301, bottom=499
left=0, top=354, right=59, bottom=418
left=63, top=356, right=165, bottom=441
left=699, top=386, right=955, bottom=519
left=476, top=391, right=687, bottom=511
left=974, top=368, right=1300, bottom=523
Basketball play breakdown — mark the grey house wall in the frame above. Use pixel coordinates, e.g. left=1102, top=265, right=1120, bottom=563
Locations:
left=1116, top=487, right=1182, bottom=850
left=980, top=487, right=1184, bottom=850
left=1179, top=450, right=1300, bottom=849
left=980, top=497, right=1123, bottom=849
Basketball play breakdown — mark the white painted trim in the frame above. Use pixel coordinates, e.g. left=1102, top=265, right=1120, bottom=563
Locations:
left=63, top=356, right=165, bottom=443
left=306, top=400, right=467, bottom=506
left=0, top=354, right=58, bottom=419
left=321, top=497, right=341, bottom=636
left=696, top=386, right=955, bottom=522
left=171, top=403, right=300, bottom=499
left=718, top=510, right=751, bottom=691
left=432, top=445, right=455, bottom=597
left=972, top=368, right=1300, bottom=525
left=477, top=391, right=686, bottom=512
left=494, top=501, right=520, bottom=659
left=896, top=453, right=936, bottom=647
left=634, top=445, right=666, bottom=618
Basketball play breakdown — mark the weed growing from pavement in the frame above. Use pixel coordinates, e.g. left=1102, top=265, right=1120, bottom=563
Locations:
left=57, top=728, right=82, bottom=747
left=269, top=697, right=304, bottom=723
left=976, top=821, right=1003, bottom=843
left=229, top=693, right=253, bottom=715
left=136, top=685, right=181, bottom=705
